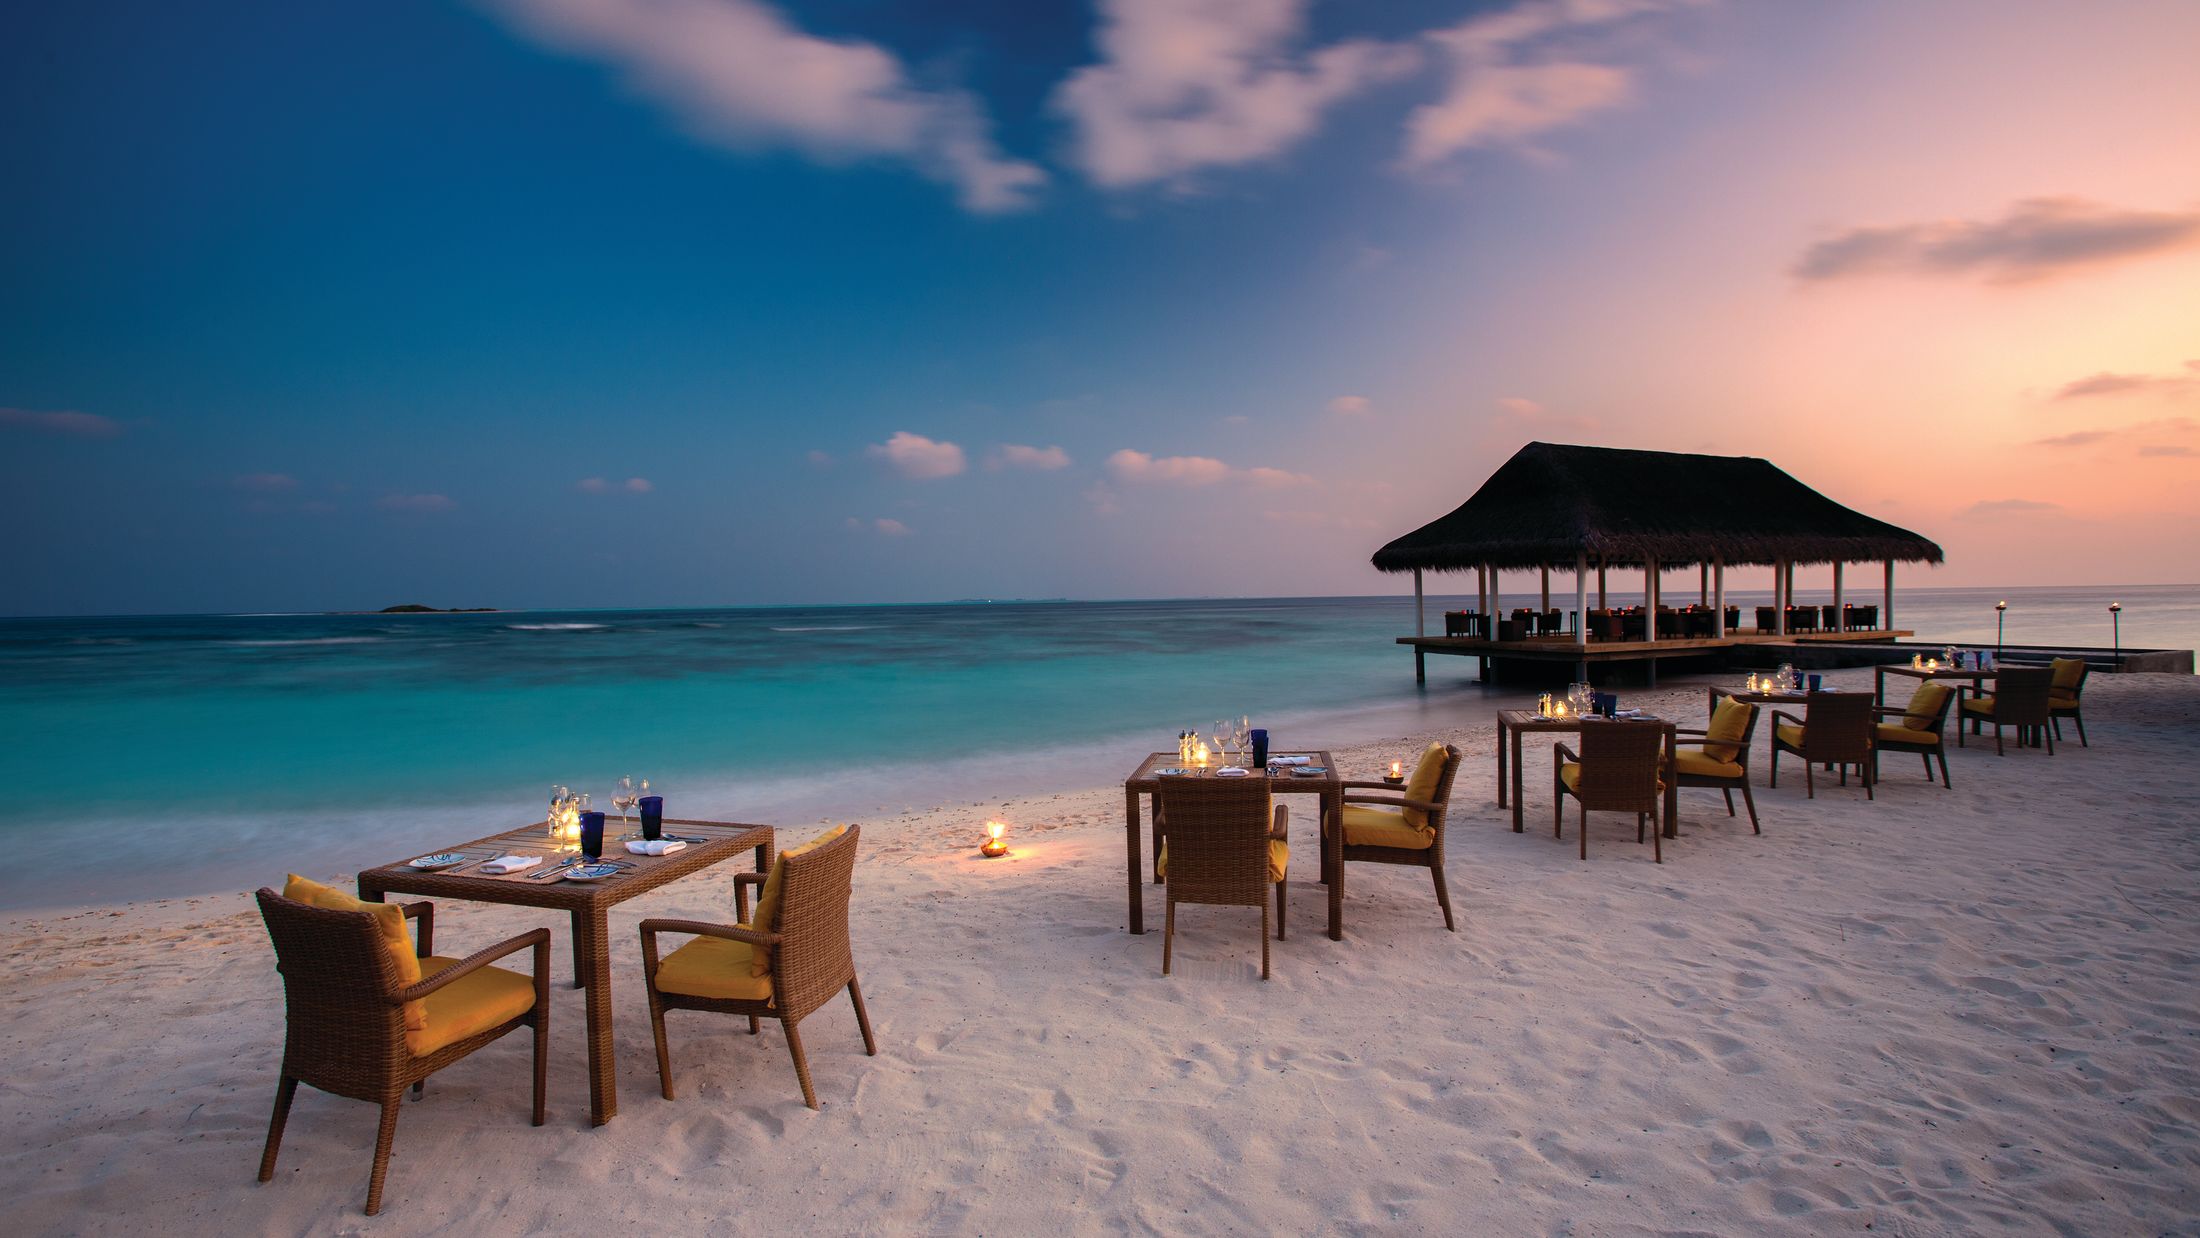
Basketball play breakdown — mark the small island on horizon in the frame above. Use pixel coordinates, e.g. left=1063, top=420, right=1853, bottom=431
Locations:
left=358, top=604, right=499, bottom=614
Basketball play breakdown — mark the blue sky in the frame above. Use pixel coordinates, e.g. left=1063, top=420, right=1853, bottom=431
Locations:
left=6, top=1, right=2197, bottom=615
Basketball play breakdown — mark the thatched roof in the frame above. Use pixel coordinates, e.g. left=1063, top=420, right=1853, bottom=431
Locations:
left=1371, top=442, right=1943, bottom=573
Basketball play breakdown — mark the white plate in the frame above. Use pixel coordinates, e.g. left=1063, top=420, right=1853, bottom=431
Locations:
left=562, top=863, right=622, bottom=881
left=408, top=853, right=467, bottom=870
left=1289, top=767, right=1328, bottom=777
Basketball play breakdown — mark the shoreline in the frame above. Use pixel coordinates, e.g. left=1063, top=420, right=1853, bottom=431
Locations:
left=7, top=668, right=2199, bottom=1233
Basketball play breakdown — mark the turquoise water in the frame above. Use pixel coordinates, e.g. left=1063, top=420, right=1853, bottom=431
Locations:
left=2, top=585, right=2190, bottom=909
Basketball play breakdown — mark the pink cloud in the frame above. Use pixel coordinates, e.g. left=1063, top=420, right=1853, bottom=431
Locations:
left=1795, top=198, right=2200, bottom=283
left=624, top=477, right=653, bottom=493
left=806, top=449, right=834, bottom=468
left=576, top=477, right=611, bottom=493
left=847, top=515, right=912, bottom=536
left=2053, top=360, right=2200, bottom=401
left=1496, top=395, right=1598, bottom=433
left=987, top=443, right=1071, bottom=471
left=1108, top=448, right=1312, bottom=487
left=0, top=407, right=124, bottom=438
left=375, top=493, right=457, bottom=513
left=1328, top=395, right=1372, bottom=416
left=868, top=431, right=967, bottom=479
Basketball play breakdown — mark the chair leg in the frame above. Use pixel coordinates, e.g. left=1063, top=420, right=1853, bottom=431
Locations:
left=1650, top=803, right=1662, bottom=864
left=1260, top=902, right=1272, bottom=981
left=1938, top=749, right=1952, bottom=789
left=1722, top=787, right=1735, bottom=817
left=648, top=988, right=676, bottom=1101
left=1579, top=806, right=1588, bottom=860
left=1430, top=864, right=1455, bottom=932
left=2044, top=722, right=2055, bottom=755
left=2052, top=717, right=2063, bottom=740
left=1636, top=812, right=1646, bottom=843
left=364, top=1093, right=402, bottom=1216
left=1739, top=778, right=1760, bottom=834
left=258, top=1075, right=298, bottom=1183
left=2075, top=714, right=2088, bottom=747
left=783, top=1019, right=819, bottom=1110
left=1995, top=723, right=2005, bottom=756
left=1769, top=746, right=1779, bottom=787
left=1864, top=757, right=1874, bottom=800
left=1275, top=876, right=1287, bottom=941
left=848, top=979, right=878, bottom=1055
left=1162, top=898, right=1175, bottom=976
left=1805, top=761, right=1815, bottom=798
left=532, top=1012, right=548, bottom=1127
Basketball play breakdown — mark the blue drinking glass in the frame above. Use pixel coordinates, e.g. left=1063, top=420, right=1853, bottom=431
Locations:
left=638, top=795, right=663, bottom=841
left=579, top=810, right=606, bottom=860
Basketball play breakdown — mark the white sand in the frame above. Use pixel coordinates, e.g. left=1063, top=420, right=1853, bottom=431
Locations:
left=6, top=667, right=2198, bottom=1235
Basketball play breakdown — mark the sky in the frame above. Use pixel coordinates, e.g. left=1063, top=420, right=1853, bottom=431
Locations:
left=4, top=0, right=2197, bottom=616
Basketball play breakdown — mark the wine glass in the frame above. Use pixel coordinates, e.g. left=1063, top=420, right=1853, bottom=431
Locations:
left=614, top=775, right=637, bottom=831
left=1214, top=720, right=1233, bottom=767
left=1236, top=715, right=1252, bottom=758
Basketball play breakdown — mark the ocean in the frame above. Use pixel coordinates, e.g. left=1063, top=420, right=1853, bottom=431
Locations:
left=3, top=584, right=2191, bottom=910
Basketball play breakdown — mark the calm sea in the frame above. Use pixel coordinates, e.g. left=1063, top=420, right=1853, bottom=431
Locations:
left=2, top=584, right=2191, bottom=910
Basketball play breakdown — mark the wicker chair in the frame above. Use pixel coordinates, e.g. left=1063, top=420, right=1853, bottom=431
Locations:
left=255, top=888, right=549, bottom=1217
left=1153, top=777, right=1290, bottom=979
left=641, top=825, right=876, bottom=1109
left=1328, top=742, right=1463, bottom=929
left=1553, top=721, right=1667, bottom=862
left=2048, top=657, right=2091, bottom=747
left=1769, top=691, right=1875, bottom=799
left=1673, top=693, right=1761, bottom=833
left=1872, top=680, right=1955, bottom=788
left=1958, top=666, right=2055, bottom=756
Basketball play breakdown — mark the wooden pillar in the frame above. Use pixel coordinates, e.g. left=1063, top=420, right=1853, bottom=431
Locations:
left=1699, top=562, right=1709, bottom=606
left=1833, top=562, right=1845, bottom=632
left=1413, top=568, right=1425, bottom=637
left=1884, top=559, right=1895, bottom=631
left=1645, top=557, right=1658, bottom=644
left=1597, top=558, right=1607, bottom=609
left=1574, top=553, right=1588, bottom=650
left=1476, top=564, right=1488, bottom=624
left=1713, top=556, right=1726, bottom=638
left=1775, top=560, right=1787, bottom=635
left=1539, top=564, right=1551, bottom=615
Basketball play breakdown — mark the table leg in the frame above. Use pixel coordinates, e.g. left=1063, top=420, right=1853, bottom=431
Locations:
left=1875, top=666, right=1886, bottom=707
left=1663, top=751, right=1681, bottom=840
left=1495, top=717, right=1509, bottom=807
left=570, top=909, right=588, bottom=989
left=1325, top=789, right=1343, bottom=941
left=580, top=906, right=616, bottom=1126
left=1511, top=727, right=1526, bottom=833
left=1124, top=787, right=1144, bottom=935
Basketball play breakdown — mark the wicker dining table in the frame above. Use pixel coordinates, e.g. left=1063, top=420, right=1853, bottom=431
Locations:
left=1874, top=662, right=1996, bottom=706
left=1495, top=710, right=1681, bottom=838
left=357, top=817, right=774, bottom=1127
left=1123, top=752, right=1344, bottom=941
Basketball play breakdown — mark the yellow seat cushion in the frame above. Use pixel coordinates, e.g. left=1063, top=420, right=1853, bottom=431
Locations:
left=1701, top=696, right=1753, bottom=761
left=1875, top=722, right=1939, bottom=747
left=747, top=824, right=850, bottom=976
left=1158, top=837, right=1291, bottom=881
left=2050, top=658, right=2086, bottom=693
left=1902, top=682, right=1952, bottom=729
left=1673, top=749, right=1743, bottom=779
left=284, top=874, right=427, bottom=1033
left=652, top=935, right=775, bottom=1003
left=408, top=955, right=536, bottom=1056
left=2050, top=694, right=2080, bottom=711
left=1401, top=741, right=1450, bottom=829
left=1338, top=803, right=1434, bottom=851
left=1959, top=695, right=1996, bottom=717
left=1774, top=721, right=1806, bottom=749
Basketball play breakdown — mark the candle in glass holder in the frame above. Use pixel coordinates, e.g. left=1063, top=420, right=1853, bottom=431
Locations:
left=980, top=820, right=1009, bottom=859
left=1389, top=760, right=1404, bottom=781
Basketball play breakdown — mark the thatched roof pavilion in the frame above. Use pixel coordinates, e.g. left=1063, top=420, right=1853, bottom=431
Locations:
left=1372, top=442, right=1942, bottom=573
left=1373, top=443, right=1944, bottom=675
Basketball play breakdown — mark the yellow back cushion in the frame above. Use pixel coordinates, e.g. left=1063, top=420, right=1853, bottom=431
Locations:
left=1702, top=696, right=1753, bottom=761
left=1904, top=682, right=1952, bottom=729
left=1401, top=741, right=1450, bottom=830
left=284, top=874, right=427, bottom=1032
left=747, top=824, right=850, bottom=975
left=2049, top=658, right=2086, bottom=692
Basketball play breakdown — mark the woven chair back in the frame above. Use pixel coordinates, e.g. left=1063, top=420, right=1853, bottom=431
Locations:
left=1799, top=692, right=1873, bottom=761
left=1574, top=721, right=1665, bottom=809
left=773, top=825, right=862, bottom=1023
left=1155, top=778, right=1275, bottom=910
left=256, top=890, right=407, bottom=1089
left=1989, top=667, right=2054, bottom=727
left=1422, top=745, right=1464, bottom=833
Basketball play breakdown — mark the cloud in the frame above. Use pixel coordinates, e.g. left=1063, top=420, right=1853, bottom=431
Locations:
left=2139, top=444, right=2196, bottom=458
left=846, top=515, right=912, bottom=536
left=1083, top=481, right=1122, bottom=515
left=1403, top=0, right=1697, bottom=169
left=1052, top=0, right=1418, bottom=190
left=1794, top=198, right=2200, bottom=283
left=231, top=472, right=301, bottom=493
left=867, top=430, right=967, bottom=479
left=1107, top=448, right=1311, bottom=487
left=481, top=0, right=1043, bottom=212
left=624, top=476, right=653, bottom=493
left=987, top=443, right=1071, bottom=471
left=806, top=449, right=834, bottom=468
left=1328, top=395, right=1372, bottom=416
left=2053, top=360, right=2200, bottom=401
left=0, top=407, right=124, bottom=438
left=576, top=477, right=611, bottom=493
left=375, top=493, right=457, bottom=513
left=2030, top=416, right=2199, bottom=453
left=2033, top=430, right=2112, bottom=449
left=1495, top=394, right=1598, bottom=434
left=1962, top=498, right=2059, bottom=516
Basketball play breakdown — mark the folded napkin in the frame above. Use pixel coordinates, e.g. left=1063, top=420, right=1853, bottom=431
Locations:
left=478, top=855, right=541, bottom=875
left=625, top=839, right=689, bottom=857
left=1213, top=767, right=1252, bottom=778
left=1268, top=755, right=1312, bottom=766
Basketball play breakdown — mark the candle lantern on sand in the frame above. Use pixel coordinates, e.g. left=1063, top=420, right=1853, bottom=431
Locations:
left=980, top=821, right=1009, bottom=859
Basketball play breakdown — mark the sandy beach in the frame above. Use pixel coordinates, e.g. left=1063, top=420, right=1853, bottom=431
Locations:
left=6, top=665, right=2197, bottom=1235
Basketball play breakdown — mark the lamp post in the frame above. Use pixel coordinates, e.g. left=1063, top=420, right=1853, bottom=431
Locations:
left=1995, top=599, right=2007, bottom=660
left=2109, top=601, right=2122, bottom=670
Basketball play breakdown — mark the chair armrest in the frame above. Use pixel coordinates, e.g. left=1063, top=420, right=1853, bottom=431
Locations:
left=400, top=901, right=433, bottom=958
left=1771, top=710, right=1802, bottom=727
left=1270, top=803, right=1289, bottom=840
left=640, top=918, right=779, bottom=950
left=732, top=870, right=765, bottom=920
left=1341, top=791, right=1403, bottom=806
left=392, top=926, right=551, bottom=1003
left=1670, top=727, right=1709, bottom=737
left=1552, top=742, right=1579, bottom=765
left=1336, top=779, right=1404, bottom=790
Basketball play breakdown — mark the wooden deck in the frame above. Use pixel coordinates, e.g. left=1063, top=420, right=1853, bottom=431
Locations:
left=1399, top=627, right=1915, bottom=684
